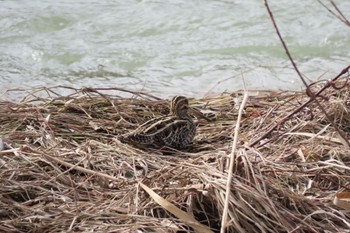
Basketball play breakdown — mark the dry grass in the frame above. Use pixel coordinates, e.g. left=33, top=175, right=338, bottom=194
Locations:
left=0, top=85, right=349, bottom=233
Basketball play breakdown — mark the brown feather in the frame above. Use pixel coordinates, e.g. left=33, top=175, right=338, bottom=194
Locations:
left=118, top=96, right=197, bottom=149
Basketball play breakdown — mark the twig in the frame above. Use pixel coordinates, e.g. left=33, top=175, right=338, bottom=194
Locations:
left=202, top=67, right=255, bottom=98
left=249, top=65, right=350, bottom=147
left=22, top=146, right=121, bottom=182
left=252, top=0, right=350, bottom=148
left=81, top=87, right=162, bottom=100
left=263, top=1, right=308, bottom=87
left=317, top=0, right=350, bottom=27
left=220, top=92, right=249, bottom=233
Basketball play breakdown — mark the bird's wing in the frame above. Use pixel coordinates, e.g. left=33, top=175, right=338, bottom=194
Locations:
left=133, top=117, right=162, bottom=132
left=150, top=119, right=188, bottom=137
left=141, top=116, right=178, bottom=134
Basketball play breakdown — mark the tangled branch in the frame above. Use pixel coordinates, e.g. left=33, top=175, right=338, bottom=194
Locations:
left=249, top=0, right=350, bottom=147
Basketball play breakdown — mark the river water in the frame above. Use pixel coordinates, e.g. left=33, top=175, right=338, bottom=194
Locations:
left=1, top=0, right=349, bottom=100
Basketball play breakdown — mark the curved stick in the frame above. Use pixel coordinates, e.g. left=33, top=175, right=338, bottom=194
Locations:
left=249, top=64, right=350, bottom=148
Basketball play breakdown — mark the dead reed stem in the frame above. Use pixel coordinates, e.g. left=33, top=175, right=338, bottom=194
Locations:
left=220, top=92, right=249, bottom=233
left=1, top=85, right=350, bottom=232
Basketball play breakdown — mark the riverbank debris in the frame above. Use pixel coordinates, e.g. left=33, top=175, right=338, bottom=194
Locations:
left=0, top=85, right=349, bottom=232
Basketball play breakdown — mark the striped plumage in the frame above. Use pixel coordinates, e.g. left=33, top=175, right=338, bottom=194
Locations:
left=118, top=96, right=201, bottom=149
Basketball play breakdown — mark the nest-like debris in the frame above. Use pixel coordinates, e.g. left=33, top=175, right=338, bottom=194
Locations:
left=0, top=85, right=349, bottom=233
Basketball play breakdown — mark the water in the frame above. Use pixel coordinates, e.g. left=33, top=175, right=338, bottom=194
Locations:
left=1, top=0, right=350, bottom=100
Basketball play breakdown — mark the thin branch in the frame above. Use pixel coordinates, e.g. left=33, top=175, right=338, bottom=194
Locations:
left=263, top=0, right=308, bottom=87
left=317, top=0, right=350, bottom=27
left=249, top=65, right=350, bottom=147
left=253, top=0, right=350, bottom=147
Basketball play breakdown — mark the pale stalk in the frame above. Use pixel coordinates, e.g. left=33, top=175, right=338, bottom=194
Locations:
left=220, top=92, right=249, bottom=233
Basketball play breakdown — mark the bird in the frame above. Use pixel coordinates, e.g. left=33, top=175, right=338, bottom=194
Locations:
left=118, top=96, right=210, bottom=150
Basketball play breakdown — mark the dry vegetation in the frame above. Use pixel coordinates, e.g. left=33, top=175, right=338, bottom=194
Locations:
left=0, top=85, right=350, bottom=233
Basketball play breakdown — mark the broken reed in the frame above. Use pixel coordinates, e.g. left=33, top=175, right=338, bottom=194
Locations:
left=0, top=85, right=349, bottom=233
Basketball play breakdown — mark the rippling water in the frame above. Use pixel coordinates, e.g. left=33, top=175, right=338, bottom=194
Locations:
left=1, top=0, right=350, bottom=100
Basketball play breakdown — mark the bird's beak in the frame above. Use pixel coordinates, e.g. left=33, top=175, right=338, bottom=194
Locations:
left=189, top=107, right=212, bottom=122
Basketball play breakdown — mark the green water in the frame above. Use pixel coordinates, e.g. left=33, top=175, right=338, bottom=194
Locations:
left=1, top=0, right=349, bottom=99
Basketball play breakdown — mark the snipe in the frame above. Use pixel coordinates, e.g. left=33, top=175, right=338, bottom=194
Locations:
left=118, top=96, right=209, bottom=149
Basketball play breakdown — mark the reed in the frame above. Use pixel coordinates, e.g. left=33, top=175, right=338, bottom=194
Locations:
left=0, top=85, right=349, bottom=232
